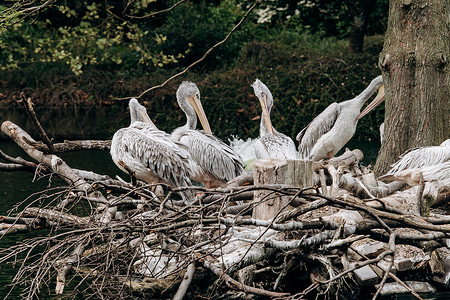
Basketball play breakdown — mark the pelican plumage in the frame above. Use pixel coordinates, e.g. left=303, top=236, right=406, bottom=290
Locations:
left=110, top=98, right=194, bottom=201
left=377, top=161, right=450, bottom=186
left=171, top=81, right=245, bottom=188
left=378, top=139, right=450, bottom=183
left=251, top=79, right=297, bottom=160
left=296, top=75, right=385, bottom=161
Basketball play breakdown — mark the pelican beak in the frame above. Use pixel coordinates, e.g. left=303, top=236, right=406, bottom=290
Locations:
left=139, top=110, right=156, bottom=126
left=258, top=93, right=274, bottom=135
left=356, top=85, right=385, bottom=121
left=187, top=95, right=212, bottom=135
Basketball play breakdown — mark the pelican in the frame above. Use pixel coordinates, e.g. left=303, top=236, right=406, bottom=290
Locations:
left=378, top=139, right=450, bottom=183
left=110, top=98, right=194, bottom=201
left=296, top=75, right=385, bottom=160
left=378, top=161, right=450, bottom=186
left=171, top=81, right=245, bottom=188
left=251, top=79, right=297, bottom=160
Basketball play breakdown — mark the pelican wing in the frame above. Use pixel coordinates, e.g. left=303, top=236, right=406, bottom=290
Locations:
left=256, top=133, right=297, bottom=159
left=386, top=146, right=450, bottom=175
left=177, top=129, right=245, bottom=183
left=122, top=127, right=192, bottom=187
left=421, top=161, right=450, bottom=181
left=296, top=102, right=340, bottom=159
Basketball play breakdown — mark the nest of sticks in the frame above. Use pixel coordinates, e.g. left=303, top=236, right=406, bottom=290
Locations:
left=1, top=96, right=449, bottom=300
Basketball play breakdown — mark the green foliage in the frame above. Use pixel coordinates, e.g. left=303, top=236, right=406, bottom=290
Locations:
left=154, top=0, right=256, bottom=70
left=251, top=0, right=388, bottom=39
left=196, top=34, right=385, bottom=143
left=0, top=0, right=188, bottom=75
left=0, top=1, right=387, bottom=143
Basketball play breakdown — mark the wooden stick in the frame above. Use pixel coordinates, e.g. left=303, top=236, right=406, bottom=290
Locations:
left=196, top=254, right=290, bottom=298
left=172, top=262, right=195, bottom=300
left=26, top=139, right=111, bottom=153
left=18, top=92, right=55, bottom=153
left=0, top=149, right=38, bottom=169
left=55, top=243, right=86, bottom=294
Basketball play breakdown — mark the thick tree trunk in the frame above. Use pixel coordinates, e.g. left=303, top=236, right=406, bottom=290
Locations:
left=347, top=0, right=378, bottom=53
left=374, top=0, right=450, bottom=176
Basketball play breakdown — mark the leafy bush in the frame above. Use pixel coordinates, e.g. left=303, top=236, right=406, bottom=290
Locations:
left=0, top=1, right=189, bottom=75
left=0, top=1, right=386, bottom=143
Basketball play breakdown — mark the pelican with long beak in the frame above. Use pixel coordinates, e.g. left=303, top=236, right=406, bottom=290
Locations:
left=297, top=75, right=385, bottom=161
left=172, top=81, right=245, bottom=188
left=252, top=79, right=297, bottom=159
left=110, top=98, right=195, bottom=202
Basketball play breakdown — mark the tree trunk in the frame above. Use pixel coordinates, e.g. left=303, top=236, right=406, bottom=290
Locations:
left=374, top=0, right=450, bottom=176
left=346, top=0, right=378, bottom=53
left=253, top=159, right=313, bottom=220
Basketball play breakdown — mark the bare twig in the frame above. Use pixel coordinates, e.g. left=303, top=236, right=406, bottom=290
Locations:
left=18, top=93, right=55, bottom=153
left=119, top=0, right=262, bottom=100
left=126, top=0, right=186, bottom=19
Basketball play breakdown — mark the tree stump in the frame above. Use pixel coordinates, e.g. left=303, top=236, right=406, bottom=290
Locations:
left=253, top=159, right=313, bottom=220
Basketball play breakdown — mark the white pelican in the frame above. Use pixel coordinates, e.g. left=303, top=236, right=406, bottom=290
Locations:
left=251, top=79, right=297, bottom=160
left=378, top=139, right=450, bottom=184
left=110, top=98, right=194, bottom=201
left=296, top=75, right=385, bottom=160
left=171, top=81, right=245, bottom=188
left=378, top=161, right=450, bottom=186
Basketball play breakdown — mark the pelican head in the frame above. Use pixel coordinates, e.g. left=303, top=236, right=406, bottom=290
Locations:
left=176, top=81, right=212, bottom=134
left=129, top=98, right=155, bottom=126
left=251, top=79, right=274, bottom=135
left=356, top=76, right=385, bottom=121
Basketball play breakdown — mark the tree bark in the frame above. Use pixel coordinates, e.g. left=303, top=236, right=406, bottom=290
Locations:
left=375, top=0, right=450, bottom=175
left=252, top=159, right=313, bottom=220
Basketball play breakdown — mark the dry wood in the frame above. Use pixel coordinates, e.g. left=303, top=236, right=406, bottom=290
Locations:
left=253, top=159, right=313, bottom=220
left=27, top=139, right=111, bottom=153
left=1, top=121, right=92, bottom=191
left=196, top=254, right=290, bottom=298
left=55, top=243, right=85, bottom=294
left=18, top=93, right=55, bottom=153
left=22, top=207, right=90, bottom=227
left=0, top=149, right=38, bottom=169
left=0, top=162, right=29, bottom=171
left=1, top=120, right=450, bottom=300
left=172, top=262, right=195, bottom=300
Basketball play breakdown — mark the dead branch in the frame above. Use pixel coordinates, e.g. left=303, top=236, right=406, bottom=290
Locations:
left=2, top=121, right=450, bottom=299
left=125, top=0, right=186, bottom=19
left=122, top=0, right=262, bottom=100
left=27, top=139, right=111, bottom=153
left=18, top=93, right=55, bottom=153
left=196, top=254, right=290, bottom=298
left=172, top=262, right=195, bottom=300
left=55, top=243, right=85, bottom=294
left=0, top=149, right=38, bottom=169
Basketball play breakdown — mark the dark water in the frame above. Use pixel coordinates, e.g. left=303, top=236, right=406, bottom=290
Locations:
left=0, top=141, right=117, bottom=299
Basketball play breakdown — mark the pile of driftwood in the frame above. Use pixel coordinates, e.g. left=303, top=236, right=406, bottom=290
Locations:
left=1, top=99, right=450, bottom=299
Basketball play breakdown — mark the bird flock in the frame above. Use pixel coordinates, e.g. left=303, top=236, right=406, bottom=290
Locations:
left=110, top=76, right=449, bottom=199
